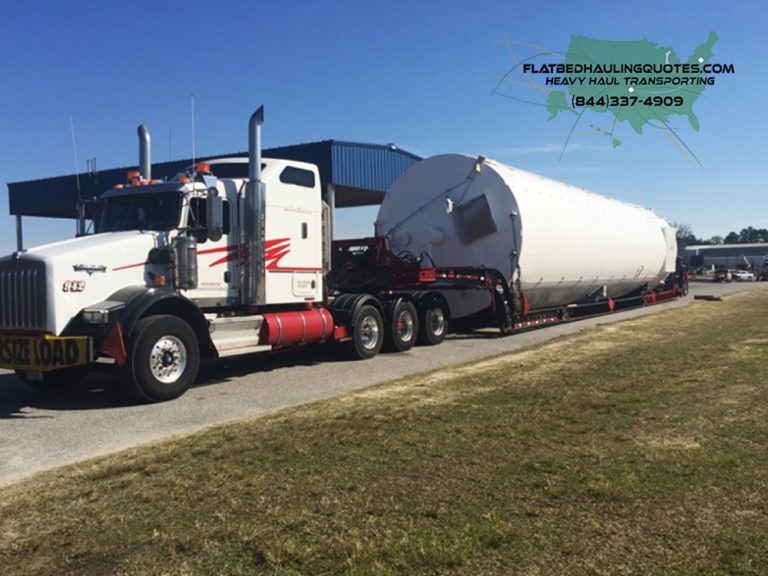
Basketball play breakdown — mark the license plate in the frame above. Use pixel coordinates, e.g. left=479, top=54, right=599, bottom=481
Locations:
left=0, top=335, right=91, bottom=372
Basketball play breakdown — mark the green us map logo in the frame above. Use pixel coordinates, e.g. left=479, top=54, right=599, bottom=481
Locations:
left=495, top=32, right=733, bottom=166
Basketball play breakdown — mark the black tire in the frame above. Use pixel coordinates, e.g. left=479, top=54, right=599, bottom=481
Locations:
left=121, top=314, right=200, bottom=402
left=15, top=366, right=89, bottom=390
left=417, top=299, right=448, bottom=346
left=344, top=304, right=384, bottom=360
left=384, top=300, right=419, bottom=352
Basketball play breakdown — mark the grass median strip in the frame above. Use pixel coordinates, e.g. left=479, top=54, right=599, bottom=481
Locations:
left=2, top=290, right=767, bottom=575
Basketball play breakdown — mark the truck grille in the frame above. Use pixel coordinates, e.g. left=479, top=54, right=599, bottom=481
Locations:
left=0, top=260, right=47, bottom=332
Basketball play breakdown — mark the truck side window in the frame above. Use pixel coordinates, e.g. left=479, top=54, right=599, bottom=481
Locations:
left=189, top=198, right=231, bottom=240
left=222, top=200, right=230, bottom=234
left=189, top=197, right=207, bottom=243
left=279, top=167, right=315, bottom=188
left=190, top=198, right=204, bottom=226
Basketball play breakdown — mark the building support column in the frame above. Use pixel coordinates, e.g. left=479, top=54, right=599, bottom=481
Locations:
left=15, top=215, right=23, bottom=252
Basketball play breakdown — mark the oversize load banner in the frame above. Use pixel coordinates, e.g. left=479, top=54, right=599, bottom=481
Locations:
left=0, top=335, right=89, bottom=371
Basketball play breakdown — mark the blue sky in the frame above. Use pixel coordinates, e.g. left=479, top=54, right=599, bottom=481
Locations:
left=1, top=0, right=765, bottom=254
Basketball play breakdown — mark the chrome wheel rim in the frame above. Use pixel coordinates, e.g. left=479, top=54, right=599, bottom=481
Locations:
left=428, top=308, right=446, bottom=336
left=396, top=310, right=415, bottom=343
left=360, top=315, right=380, bottom=350
left=149, top=335, right=187, bottom=384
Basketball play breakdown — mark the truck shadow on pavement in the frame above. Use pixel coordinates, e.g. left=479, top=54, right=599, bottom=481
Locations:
left=0, top=343, right=349, bottom=418
left=0, top=372, right=132, bottom=418
left=194, top=343, right=349, bottom=384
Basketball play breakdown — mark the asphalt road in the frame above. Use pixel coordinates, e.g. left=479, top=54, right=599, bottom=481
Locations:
left=1, top=280, right=766, bottom=487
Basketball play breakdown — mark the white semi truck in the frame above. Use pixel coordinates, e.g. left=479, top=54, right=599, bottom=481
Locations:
left=0, top=107, right=686, bottom=402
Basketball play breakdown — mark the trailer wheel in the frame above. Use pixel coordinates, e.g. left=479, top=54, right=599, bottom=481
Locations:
left=121, top=314, right=200, bottom=402
left=385, top=300, right=419, bottom=352
left=15, top=366, right=89, bottom=390
left=418, top=299, right=448, bottom=346
left=345, top=304, right=384, bottom=360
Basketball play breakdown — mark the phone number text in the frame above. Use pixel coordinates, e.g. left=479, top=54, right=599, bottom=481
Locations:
left=571, top=95, right=684, bottom=108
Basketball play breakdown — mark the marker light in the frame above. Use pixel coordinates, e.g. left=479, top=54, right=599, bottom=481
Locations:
left=82, top=308, right=110, bottom=324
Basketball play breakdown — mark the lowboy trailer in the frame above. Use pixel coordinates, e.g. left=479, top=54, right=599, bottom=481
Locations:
left=0, top=107, right=686, bottom=402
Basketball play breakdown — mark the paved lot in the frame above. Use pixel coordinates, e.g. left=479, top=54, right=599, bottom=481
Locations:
left=1, top=280, right=765, bottom=486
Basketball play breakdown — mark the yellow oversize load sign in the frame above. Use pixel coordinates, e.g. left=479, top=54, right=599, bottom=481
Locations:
left=0, top=335, right=90, bottom=372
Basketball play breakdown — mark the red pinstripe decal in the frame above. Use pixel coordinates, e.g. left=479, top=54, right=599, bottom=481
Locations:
left=112, top=261, right=147, bottom=271
left=197, top=246, right=233, bottom=256
left=264, top=239, right=290, bottom=271
left=264, top=238, right=290, bottom=249
left=111, top=239, right=319, bottom=273
left=203, top=245, right=243, bottom=267
left=209, top=250, right=239, bottom=267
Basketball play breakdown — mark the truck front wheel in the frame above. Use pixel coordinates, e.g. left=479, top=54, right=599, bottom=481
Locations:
left=121, top=315, right=200, bottom=402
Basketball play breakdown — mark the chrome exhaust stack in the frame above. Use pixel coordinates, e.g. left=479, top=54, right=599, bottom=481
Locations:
left=243, top=106, right=266, bottom=308
left=138, top=124, right=151, bottom=180
left=249, top=106, right=263, bottom=184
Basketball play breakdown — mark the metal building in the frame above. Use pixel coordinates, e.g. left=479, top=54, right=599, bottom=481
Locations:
left=7, top=140, right=422, bottom=250
left=682, top=243, right=768, bottom=269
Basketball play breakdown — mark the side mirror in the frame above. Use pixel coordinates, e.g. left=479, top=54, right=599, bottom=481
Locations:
left=206, top=188, right=224, bottom=242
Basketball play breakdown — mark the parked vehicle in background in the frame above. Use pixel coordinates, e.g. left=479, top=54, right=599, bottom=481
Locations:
left=713, top=269, right=732, bottom=282
left=731, top=270, right=756, bottom=281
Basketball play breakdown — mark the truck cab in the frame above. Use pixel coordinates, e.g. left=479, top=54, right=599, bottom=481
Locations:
left=95, top=157, right=325, bottom=309
left=0, top=132, right=330, bottom=401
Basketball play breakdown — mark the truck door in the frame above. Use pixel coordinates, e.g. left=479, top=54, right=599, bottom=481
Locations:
left=184, top=182, right=239, bottom=307
left=263, top=163, right=324, bottom=304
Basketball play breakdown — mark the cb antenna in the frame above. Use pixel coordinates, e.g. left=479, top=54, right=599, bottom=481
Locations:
left=70, top=117, right=87, bottom=236
left=69, top=116, right=81, bottom=201
left=190, top=94, right=196, bottom=174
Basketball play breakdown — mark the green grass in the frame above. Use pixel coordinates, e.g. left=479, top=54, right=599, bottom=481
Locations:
left=2, top=291, right=768, bottom=575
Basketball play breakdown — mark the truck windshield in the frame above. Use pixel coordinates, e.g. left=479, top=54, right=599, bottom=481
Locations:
left=96, top=192, right=182, bottom=233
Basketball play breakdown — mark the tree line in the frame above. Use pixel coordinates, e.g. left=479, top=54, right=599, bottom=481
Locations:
left=673, top=224, right=768, bottom=249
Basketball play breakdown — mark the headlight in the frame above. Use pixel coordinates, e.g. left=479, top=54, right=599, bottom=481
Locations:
left=82, top=309, right=110, bottom=324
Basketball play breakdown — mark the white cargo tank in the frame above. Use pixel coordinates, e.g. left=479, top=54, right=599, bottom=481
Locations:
left=376, top=154, right=677, bottom=316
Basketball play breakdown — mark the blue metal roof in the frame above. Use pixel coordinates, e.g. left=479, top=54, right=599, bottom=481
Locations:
left=7, top=140, right=422, bottom=218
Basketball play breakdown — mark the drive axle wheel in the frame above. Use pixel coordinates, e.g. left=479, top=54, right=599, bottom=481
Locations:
left=385, top=300, right=419, bottom=352
left=121, top=314, right=199, bottom=402
left=344, top=304, right=384, bottom=360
